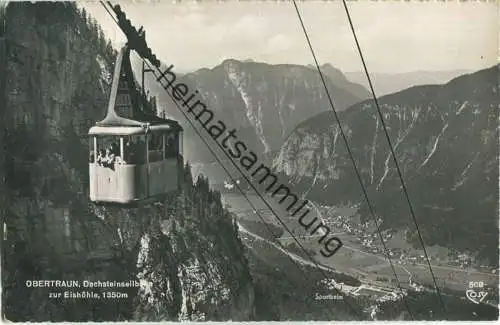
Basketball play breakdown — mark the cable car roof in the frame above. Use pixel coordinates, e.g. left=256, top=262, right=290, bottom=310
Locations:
left=89, top=44, right=182, bottom=134
left=89, top=124, right=177, bottom=136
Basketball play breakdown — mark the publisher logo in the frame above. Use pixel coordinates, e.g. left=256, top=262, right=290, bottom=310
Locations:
left=466, top=281, right=488, bottom=304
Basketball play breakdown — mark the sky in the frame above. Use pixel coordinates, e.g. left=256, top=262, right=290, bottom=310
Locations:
left=83, top=0, right=498, bottom=74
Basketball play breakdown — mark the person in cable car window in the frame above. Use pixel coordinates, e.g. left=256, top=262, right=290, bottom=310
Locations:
left=166, top=134, right=176, bottom=158
left=104, top=148, right=114, bottom=167
left=124, top=138, right=133, bottom=164
left=124, top=137, right=139, bottom=164
left=96, top=149, right=105, bottom=165
left=110, top=142, right=120, bottom=157
left=136, top=138, right=146, bottom=164
left=100, top=142, right=119, bottom=168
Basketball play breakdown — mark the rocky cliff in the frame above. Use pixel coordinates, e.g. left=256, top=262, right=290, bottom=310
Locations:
left=2, top=2, right=254, bottom=321
left=312, top=63, right=371, bottom=100
left=273, top=66, right=499, bottom=264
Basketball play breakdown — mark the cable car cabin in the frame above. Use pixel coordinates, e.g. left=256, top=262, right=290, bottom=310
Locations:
left=88, top=44, right=183, bottom=205
left=88, top=125, right=183, bottom=204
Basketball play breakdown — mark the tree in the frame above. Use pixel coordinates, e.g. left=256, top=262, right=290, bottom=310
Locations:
left=99, top=28, right=106, bottom=52
left=80, top=7, right=87, bottom=25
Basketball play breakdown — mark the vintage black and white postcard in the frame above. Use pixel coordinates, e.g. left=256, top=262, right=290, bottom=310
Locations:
left=1, top=0, right=498, bottom=322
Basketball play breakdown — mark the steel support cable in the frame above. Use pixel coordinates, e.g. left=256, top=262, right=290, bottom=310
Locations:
left=99, top=2, right=364, bottom=319
left=101, top=1, right=296, bottom=302
left=143, top=57, right=364, bottom=320
left=290, top=0, right=415, bottom=319
left=339, top=0, right=448, bottom=317
left=98, top=2, right=309, bottom=283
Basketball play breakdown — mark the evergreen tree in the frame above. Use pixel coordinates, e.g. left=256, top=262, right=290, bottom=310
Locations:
left=105, top=39, right=112, bottom=53
left=80, top=7, right=87, bottom=25
left=99, top=28, right=106, bottom=53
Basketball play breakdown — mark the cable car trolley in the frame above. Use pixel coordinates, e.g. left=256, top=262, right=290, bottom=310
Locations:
left=88, top=45, right=183, bottom=205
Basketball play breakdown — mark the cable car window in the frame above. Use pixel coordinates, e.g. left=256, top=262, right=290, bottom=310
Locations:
left=165, top=132, right=178, bottom=158
left=148, top=133, right=163, bottom=163
left=178, top=131, right=183, bottom=157
left=123, top=135, right=146, bottom=164
left=89, top=136, right=96, bottom=163
left=95, top=135, right=122, bottom=168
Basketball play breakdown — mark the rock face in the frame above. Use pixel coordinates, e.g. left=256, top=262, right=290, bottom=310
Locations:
left=2, top=2, right=254, bottom=321
left=151, top=59, right=366, bottom=163
left=273, top=66, right=499, bottom=264
left=313, top=63, right=371, bottom=100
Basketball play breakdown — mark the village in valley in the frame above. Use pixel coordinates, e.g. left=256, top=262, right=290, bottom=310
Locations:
left=317, top=203, right=498, bottom=275
left=222, top=190, right=498, bottom=312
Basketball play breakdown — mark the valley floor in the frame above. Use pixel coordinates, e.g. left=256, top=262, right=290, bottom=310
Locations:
left=222, top=192, right=500, bottom=319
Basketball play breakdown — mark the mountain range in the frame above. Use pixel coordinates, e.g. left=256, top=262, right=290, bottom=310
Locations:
left=273, top=65, right=499, bottom=264
left=3, top=2, right=498, bottom=321
left=146, top=59, right=370, bottom=163
left=148, top=54, right=498, bottom=263
left=150, top=60, right=473, bottom=169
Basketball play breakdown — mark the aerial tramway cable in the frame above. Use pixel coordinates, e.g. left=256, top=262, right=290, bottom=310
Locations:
left=144, top=57, right=365, bottom=320
left=98, top=1, right=365, bottom=320
left=338, top=0, right=448, bottom=316
left=291, top=0, right=449, bottom=318
left=290, top=0, right=416, bottom=320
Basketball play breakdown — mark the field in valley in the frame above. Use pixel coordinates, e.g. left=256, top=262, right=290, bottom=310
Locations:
left=222, top=193, right=499, bottom=297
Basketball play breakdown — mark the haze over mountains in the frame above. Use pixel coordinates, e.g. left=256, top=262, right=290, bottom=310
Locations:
left=345, top=70, right=473, bottom=96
